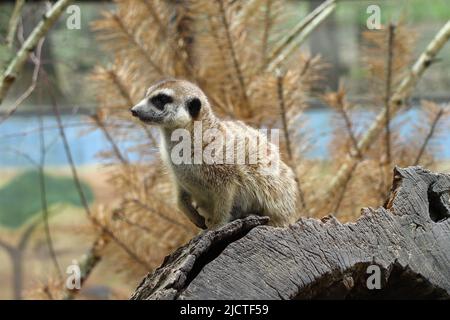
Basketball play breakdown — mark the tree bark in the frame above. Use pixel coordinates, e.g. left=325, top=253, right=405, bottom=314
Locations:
left=131, top=166, right=450, bottom=300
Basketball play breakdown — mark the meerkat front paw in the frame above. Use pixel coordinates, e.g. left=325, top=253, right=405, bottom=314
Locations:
left=205, top=218, right=220, bottom=230
left=205, top=216, right=231, bottom=229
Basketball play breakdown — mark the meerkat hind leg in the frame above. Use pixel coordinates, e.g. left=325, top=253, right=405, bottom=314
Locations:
left=177, top=189, right=207, bottom=229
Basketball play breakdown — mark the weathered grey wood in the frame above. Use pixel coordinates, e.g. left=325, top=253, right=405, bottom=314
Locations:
left=131, top=166, right=450, bottom=300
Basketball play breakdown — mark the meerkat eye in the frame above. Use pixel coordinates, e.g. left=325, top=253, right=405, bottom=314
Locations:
left=150, top=93, right=173, bottom=110
left=186, top=97, right=201, bottom=118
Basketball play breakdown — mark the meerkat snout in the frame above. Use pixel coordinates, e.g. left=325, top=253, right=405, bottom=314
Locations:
left=130, top=108, right=139, bottom=117
left=130, top=91, right=175, bottom=125
left=132, top=78, right=298, bottom=229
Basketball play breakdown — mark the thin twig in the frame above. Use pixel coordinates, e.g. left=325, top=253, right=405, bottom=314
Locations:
left=48, top=88, right=150, bottom=270
left=0, top=238, right=14, bottom=253
left=6, top=0, right=25, bottom=48
left=341, top=109, right=361, bottom=159
left=266, top=0, right=336, bottom=72
left=38, top=110, right=63, bottom=281
left=42, top=285, right=55, bottom=300
left=0, top=119, right=142, bottom=140
left=0, top=38, right=44, bottom=126
left=384, top=24, right=396, bottom=165
left=300, top=56, right=312, bottom=77
left=333, top=162, right=358, bottom=214
left=414, top=108, right=445, bottom=165
left=35, top=65, right=149, bottom=273
left=91, top=114, right=129, bottom=165
left=276, top=71, right=293, bottom=159
left=113, top=211, right=153, bottom=234
left=216, top=0, right=251, bottom=113
left=4, top=146, right=38, bottom=166
left=332, top=86, right=362, bottom=159
left=129, top=198, right=192, bottom=232
left=276, top=71, right=307, bottom=211
left=51, top=97, right=91, bottom=215
left=261, top=0, right=273, bottom=67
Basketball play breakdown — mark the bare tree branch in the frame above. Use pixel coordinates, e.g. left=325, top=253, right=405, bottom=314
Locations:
left=414, top=108, right=445, bottom=165
left=0, top=0, right=73, bottom=105
left=276, top=70, right=307, bottom=212
left=312, top=21, right=450, bottom=214
left=261, top=0, right=273, bottom=67
left=216, top=0, right=250, bottom=111
left=38, top=111, right=63, bottom=281
left=0, top=238, right=14, bottom=254
left=333, top=162, right=358, bottom=214
left=49, top=89, right=150, bottom=270
left=266, top=0, right=336, bottom=72
left=0, top=38, right=44, bottom=126
left=91, top=114, right=129, bottom=165
left=5, top=0, right=25, bottom=48
left=384, top=24, right=396, bottom=165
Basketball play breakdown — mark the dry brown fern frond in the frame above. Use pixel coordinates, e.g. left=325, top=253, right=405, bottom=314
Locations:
left=361, top=19, right=415, bottom=104
left=318, top=19, right=421, bottom=220
left=192, top=0, right=255, bottom=118
left=408, top=101, right=449, bottom=166
left=24, top=275, right=66, bottom=300
left=90, top=161, right=196, bottom=277
left=88, top=0, right=328, bottom=281
left=324, top=82, right=361, bottom=160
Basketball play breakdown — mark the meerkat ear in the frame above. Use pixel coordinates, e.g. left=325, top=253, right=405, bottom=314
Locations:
left=187, top=97, right=201, bottom=119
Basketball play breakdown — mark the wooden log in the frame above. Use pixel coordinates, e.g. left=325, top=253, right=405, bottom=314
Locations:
left=131, top=166, right=450, bottom=300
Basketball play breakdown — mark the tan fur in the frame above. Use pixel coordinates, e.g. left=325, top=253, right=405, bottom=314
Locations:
left=131, top=79, right=298, bottom=229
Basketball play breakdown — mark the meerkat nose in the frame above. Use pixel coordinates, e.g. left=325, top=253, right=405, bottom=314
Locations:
left=130, top=108, right=139, bottom=117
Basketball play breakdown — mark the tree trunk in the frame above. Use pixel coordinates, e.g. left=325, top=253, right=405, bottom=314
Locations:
left=10, top=248, right=23, bottom=300
left=131, top=166, right=450, bottom=300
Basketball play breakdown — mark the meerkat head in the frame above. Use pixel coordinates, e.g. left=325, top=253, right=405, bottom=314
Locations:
left=130, top=79, right=212, bottom=128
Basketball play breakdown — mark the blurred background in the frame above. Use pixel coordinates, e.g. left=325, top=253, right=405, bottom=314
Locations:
left=0, top=0, right=449, bottom=299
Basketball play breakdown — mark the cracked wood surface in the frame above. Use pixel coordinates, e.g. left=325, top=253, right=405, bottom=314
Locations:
left=131, top=166, right=450, bottom=299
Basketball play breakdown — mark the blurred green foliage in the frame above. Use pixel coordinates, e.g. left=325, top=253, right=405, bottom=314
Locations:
left=51, top=3, right=111, bottom=104
left=0, top=4, right=13, bottom=72
left=335, top=0, right=450, bottom=25
left=0, top=170, right=93, bottom=229
left=0, top=44, right=13, bottom=71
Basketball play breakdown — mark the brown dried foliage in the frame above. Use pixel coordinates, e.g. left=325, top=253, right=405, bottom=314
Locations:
left=67, top=1, right=448, bottom=293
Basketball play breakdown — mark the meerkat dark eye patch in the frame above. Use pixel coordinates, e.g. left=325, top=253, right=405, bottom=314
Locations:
left=187, top=97, right=201, bottom=119
left=150, top=93, right=173, bottom=111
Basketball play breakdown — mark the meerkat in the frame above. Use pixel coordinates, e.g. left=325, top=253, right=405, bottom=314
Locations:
left=130, top=79, right=298, bottom=229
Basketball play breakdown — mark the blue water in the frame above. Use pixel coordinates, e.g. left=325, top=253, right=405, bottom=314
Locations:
left=0, top=116, right=107, bottom=166
left=302, top=108, right=449, bottom=160
left=0, top=109, right=448, bottom=166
